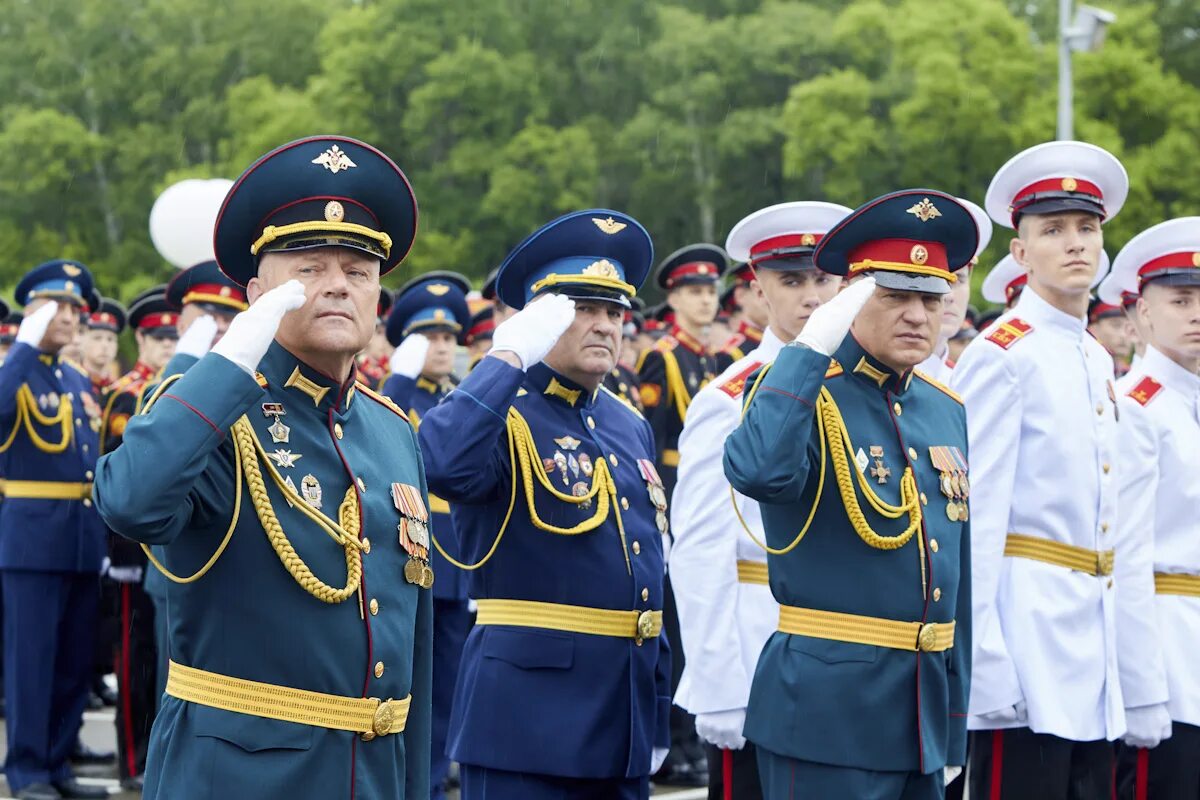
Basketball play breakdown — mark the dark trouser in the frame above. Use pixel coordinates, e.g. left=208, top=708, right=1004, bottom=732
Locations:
left=707, top=743, right=762, bottom=800
left=2, top=570, right=98, bottom=792
left=756, top=745, right=942, bottom=800
left=113, top=581, right=158, bottom=780
left=460, top=764, right=649, bottom=799
left=968, top=728, right=1113, bottom=799
left=432, top=598, right=472, bottom=800
left=1116, top=721, right=1200, bottom=799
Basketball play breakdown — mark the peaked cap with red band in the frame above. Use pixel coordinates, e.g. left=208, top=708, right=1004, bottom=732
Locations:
left=984, top=250, right=1110, bottom=306
left=985, top=141, right=1128, bottom=229
left=725, top=201, right=853, bottom=275
left=86, top=296, right=127, bottom=334
left=128, top=286, right=179, bottom=338
left=1110, top=217, right=1200, bottom=297
left=655, top=243, right=727, bottom=290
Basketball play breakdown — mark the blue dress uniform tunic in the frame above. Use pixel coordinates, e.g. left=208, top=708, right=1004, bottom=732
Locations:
left=94, top=343, right=432, bottom=799
left=419, top=357, right=671, bottom=785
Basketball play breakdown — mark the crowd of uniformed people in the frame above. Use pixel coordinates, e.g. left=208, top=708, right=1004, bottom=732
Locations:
left=0, top=133, right=1195, bottom=800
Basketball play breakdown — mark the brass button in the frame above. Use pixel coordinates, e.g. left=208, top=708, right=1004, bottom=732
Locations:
left=1107, top=579, right=1114, bottom=589
left=334, top=423, right=344, bottom=439
left=608, top=454, right=618, bottom=467
left=356, top=477, right=366, bottom=492
left=82, top=445, right=89, bottom=454
left=362, top=538, right=371, bottom=554
left=83, top=498, right=92, bottom=508
left=933, top=587, right=942, bottom=602
left=374, top=661, right=384, bottom=678
left=621, top=497, right=629, bottom=510
left=930, top=539, right=939, bottom=553
left=1101, top=522, right=1109, bottom=534
left=587, top=416, right=595, bottom=429
left=369, top=598, right=379, bottom=616
left=632, top=541, right=641, bottom=555
left=908, top=447, right=918, bottom=461
left=1102, top=463, right=1111, bottom=474
left=75, top=418, right=81, bottom=426
left=641, top=588, right=649, bottom=601
left=893, top=402, right=902, bottom=416
left=619, top=383, right=628, bottom=391
left=920, top=492, right=928, bottom=506
left=85, top=470, right=94, bottom=480
left=55, top=369, right=63, bottom=378
left=1096, top=404, right=1104, bottom=416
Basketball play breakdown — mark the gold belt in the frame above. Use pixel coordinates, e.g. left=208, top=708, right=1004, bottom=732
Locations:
left=1155, top=573, right=1200, bottom=597
left=777, top=605, right=956, bottom=652
left=736, top=560, right=769, bottom=585
left=1004, top=533, right=1114, bottom=576
left=661, top=449, right=680, bottom=468
left=0, top=480, right=92, bottom=500
left=428, top=494, right=450, bottom=515
left=165, top=661, right=410, bottom=740
left=475, top=598, right=663, bottom=644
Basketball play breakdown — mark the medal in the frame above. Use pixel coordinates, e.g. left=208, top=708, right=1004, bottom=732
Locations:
left=553, top=451, right=569, bottom=485
left=568, top=454, right=580, bottom=479
left=393, top=482, right=433, bottom=589
left=300, top=474, right=322, bottom=508
left=571, top=481, right=592, bottom=510
left=578, top=453, right=593, bottom=477
left=262, top=402, right=290, bottom=443
left=554, top=436, right=581, bottom=451
left=656, top=510, right=669, bottom=534
left=269, top=449, right=303, bottom=469
left=946, top=501, right=960, bottom=522
left=542, top=457, right=557, bottom=475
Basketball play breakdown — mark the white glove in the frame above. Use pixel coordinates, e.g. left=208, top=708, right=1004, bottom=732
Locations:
left=175, top=315, right=219, bottom=360
left=973, top=700, right=1027, bottom=727
left=1123, top=703, right=1172, bottom=749
left=17, top=301, right=58, bottom=347
left=794, top=276, right=877, bottom=355
left=212, top=280, right=307, bottom=375
left=695, top=708, right=747, bottom=751
left=944, top=765, right=963, bottom=786
left=650, top=746, right=669, bottom=775
left=389, top=334, right=429, bottom=380
left=489, top=293, right=575, bottom=369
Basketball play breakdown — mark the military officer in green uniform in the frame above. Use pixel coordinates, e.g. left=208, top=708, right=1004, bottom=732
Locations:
left=724, top=190, right=975, bottom=799
left=94, top=136, right=431, bottom=799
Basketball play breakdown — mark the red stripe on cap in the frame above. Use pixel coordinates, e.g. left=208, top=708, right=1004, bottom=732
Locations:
left=1011, top=178, right=1104, bottom=223
left=466, top=318, right=495, bottom=341
left=1089, top=302, right=1123, bottom=321
left=90, top=312, right=117, bottom=326
left=1121, top=291, right=1139, bottom=308
left=137, top=312, right=179, bottom=330
left=848, top=238, right=948, bottom=272
left=1137, top=250, right=1200, bottom=283
left=1006, top=274, right=1028, bottom=303
left=749, top=233, right=823, bottom=257
left=665, top=261, right=720, bottom=287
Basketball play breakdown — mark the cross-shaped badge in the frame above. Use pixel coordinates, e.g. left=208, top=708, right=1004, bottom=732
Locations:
left=870, top=459, right=891, bottom=485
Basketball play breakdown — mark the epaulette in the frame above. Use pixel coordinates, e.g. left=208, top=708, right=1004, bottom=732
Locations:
left=1127, top=375, right=1164, bottom=407
left=718, top=361, right=762, bottom=398
left=914, top=370, right=963, bottom=404
left=108, top=372, right=139, bottom=396
left=984, top=317, right=1034, bottom=350
left=254, top=372, right=269, bottom=388
left=654, top=335, right=678, bottom=353
left=355, top=382, right=411, bottom=423
left=825, top=358, right=843, bottom=378
left=62, top=358, right=88, bottom=377
left=599, top=386, right=645, bottom=420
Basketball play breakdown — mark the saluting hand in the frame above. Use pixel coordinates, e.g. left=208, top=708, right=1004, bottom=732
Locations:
left=212, top=280, right=307, bottom=374
left=794, top=276, right=876, bottom=356
left=16, top=300, right=58, bottom=348
left=175, top=315, right=219, bottom=360
left=488, top=293, right=576, bottom=370
left=389, top=333, right=429, bottom=380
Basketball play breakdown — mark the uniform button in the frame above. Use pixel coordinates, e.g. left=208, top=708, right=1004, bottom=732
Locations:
left=374, top=661, right=384, bottom=678
left=369, top=598, right=379, bottom=616
left=1101, top=522, right=1109, bottom=534
left=75, top=418, right=81, bottom=426
left=1102, top=463, right=1111, bottom=474
left=632, top=541, right=641, bottom=555
left=55, top=370, right=62, bottom=378
left=82, top=445, right=89, bottom=454
left=85, top=470, right=93, bottom=480
left=1107, top=579, right=1114, bottom=589
left=930, top=538, right=939, bottom=552
left=356, top=477, right=366, bottom=492
left=908, top=447, right=918, bottom=461
left=361, top=538, right=371, bottom=554
left=619, top=383, right=628, bottom=392
left=587, top=416, right=596, bottom=429
left=641, top=588, right=649, bottom=601
left=608, top=454, right=618, bottom=467
left=893, top=402, right=902, bottom=416
left=82, top=498, right=92, bottom=508
left=621, top=497, right=629, bottom=510
left=1096, top=404, right=1104, bottom=416
left=933, top=588, right=942, bottom=602
left=334, top=423, right=344, bottom=439
left=920, top=492, right=928, bottom=506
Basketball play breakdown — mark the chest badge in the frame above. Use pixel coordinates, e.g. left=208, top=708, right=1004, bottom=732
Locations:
left=929, top=446, right=969, bottom=522
left=262, top=402, right=290, bottom=444
left=268, top=449, right=303, bottom=469
left=638, top=459, right=669, bottom=535
left=868, top=445, right=891, bottom=485
left=300, top=474, right=323, bottom=509
left=393, top=482, right=434, bottom=589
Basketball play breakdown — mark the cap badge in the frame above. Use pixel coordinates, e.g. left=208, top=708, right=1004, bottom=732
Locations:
left=63, top=264, right=81, bottom=277
left=583, top=259, right=620, bottom=279
left=311, top=145, right=357, bottom=174
left=324, top=200, right=345, bottom=222
left=801, top=234, right=816, bottom=246
left=1193, top=253, right=1200, bottom=268
left=426, top=283, right=450, bottom=296
left=906, top=198, right=942, bottom=223
left=592, top=217, right=627, bottom=235
left=910, top=245, right=929, bottom=265
left=1061, top=177, right=1078, bottom=192
left=220, top=286, right=232, bottom=297
left=433, top=309, right=446, bottom=320
left=160, top=313, right=171, bottom=325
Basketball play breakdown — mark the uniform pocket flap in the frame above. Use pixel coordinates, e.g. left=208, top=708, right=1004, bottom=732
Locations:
left=786, top=635, right=879, bottom=665
left=191, top=704, right=314, bottom=752
left=482, top=627, right=575, bottom=670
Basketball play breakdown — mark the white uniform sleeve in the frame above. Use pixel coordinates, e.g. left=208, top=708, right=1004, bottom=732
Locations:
left=951, top=342, right=1025, bottom=717
left=670, top=386, right=752, bottom=714
left=1114, top=396, right=1169, bottom=710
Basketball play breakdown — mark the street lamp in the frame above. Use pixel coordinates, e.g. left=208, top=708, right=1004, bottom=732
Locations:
left=1057, top=2, right=1117, bottom=140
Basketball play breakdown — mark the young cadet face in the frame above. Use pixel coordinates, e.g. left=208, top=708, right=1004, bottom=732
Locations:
left=27, top=297, right=81, bottom=353
left=421, top=330, right=457, bottom=379
left=735, top=282, right=770, bottom=329
left=754, top=268, right=841, bottom=342
left=1139, top=283, right=1200, bottom=366
left=1087, top=315, right=1132, bottom=359
left=667, top=283, right=719, bottom=330
left=81, top=328, right=119, bottom=372
left=543, top=297, right=623, bottom=387
left=135, top=330, right=177, bottom=371
left=850, top=280, right=940, bottom=371
left=253, top=247, right=380, bottom=367
left=1013, top=211, right=1103, bottom=297
left=178, top=303, right=235, bottom=345
left=940, top=264, right=972, bottom=344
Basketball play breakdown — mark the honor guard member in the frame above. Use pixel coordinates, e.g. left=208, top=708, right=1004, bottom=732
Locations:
left=602, top=302, right=644, bottom=412
left=419, top=210, right=671, bottom=799
left=1107, top=218, right=1200, bottom=798
left=717, top=262, right=768, bottom=365
left=980, top=254, right=1028, bottom=311
left=0, top=260, right=108, bottom=800
left=1100, top=268, right=1149, bottom=369
left=81, top=295, right=127, bottom=395
left=465, top=306, right=497, bottom=370
left=482, top=266, right=515, bottom=327
left=1088, top=289, right=1133, bottom=375
left=724, top=190, right=976, bottom=799
left=356, top=288, right=394, bottom=387
left=672, top=201, right=848, bottom=799
left=382, top=270, right=472, bottom=800
left=952, top=141, right=1150, bottom=798
left=98, top=286, right=179, bottom=790
left=0, top=309, right=19, bottom=363
left=93, top=135, right=432, bottom=800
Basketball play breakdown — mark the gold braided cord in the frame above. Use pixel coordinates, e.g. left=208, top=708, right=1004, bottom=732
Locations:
left=529, top=273, right=637, bottom=298
left=660, top=348, right=692, bottom=421
left=251, top=221, right=392, bottom=257
left=849, top=260, right=958, bottom=283
left=0, top=385, right=73, bottom=454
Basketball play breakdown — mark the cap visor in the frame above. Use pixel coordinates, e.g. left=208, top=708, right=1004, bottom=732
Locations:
left=1143, top=270, right=1200, bottom=288
left=1017, top=198, right=1104, bottom=220
left=870, top=270, right=951, bottom=295
left=541, top=285, right=632, bottom=308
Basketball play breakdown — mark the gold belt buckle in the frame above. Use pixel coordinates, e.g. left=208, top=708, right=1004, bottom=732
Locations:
left=362, top=698, right=396, bottom=741
left=916, top=623, right=939, bottom=652
left=1097, top=551, right=1115, bottom=577
left=636, top=610, right=659, bottom=644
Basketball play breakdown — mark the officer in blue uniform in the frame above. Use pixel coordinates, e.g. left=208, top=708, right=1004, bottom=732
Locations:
left=382, top=270, right=473, bottom=799
left=0, top=260, right=108, bottom=800
left=420, top=210, right=672, bottom=799
left=93, top=135, right=432, bottom=800
left=724, top=190, right=975, bottom=799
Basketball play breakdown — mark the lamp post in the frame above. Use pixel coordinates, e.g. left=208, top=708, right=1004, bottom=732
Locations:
left=1057, top=2, right=1117, bottom=140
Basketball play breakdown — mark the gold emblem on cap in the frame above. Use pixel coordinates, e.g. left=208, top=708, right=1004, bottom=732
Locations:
left=698, top=264, right=710, bottom=274
left=583, top=259, right=620, bottom=278
left=906, top=198, right=942, bottom=222
left=1193, top=252, right=1200, bottom=268
left=592, top=217, right=627, bottom=235
left=160, top=313, right=171, bottom=325
left=433, top=309, right=446, bottom=320
left=63, top=264, right=81, bottom=277
left=311, top=144, right=357, bottom=174
left=220, top=286, right=232, bottom=297
left=910, top=245, right=929, bottom=265
left=325, top=200, right=345, bottom=222
left=426, top=283, right=450, bottom=296
left=1062, top=177, right=1078, bottom=192
left=801, top=234, right=816, bottom=246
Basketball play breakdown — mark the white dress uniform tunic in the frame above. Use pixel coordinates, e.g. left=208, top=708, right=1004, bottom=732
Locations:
left=952, top=286, right=1133, bottom=741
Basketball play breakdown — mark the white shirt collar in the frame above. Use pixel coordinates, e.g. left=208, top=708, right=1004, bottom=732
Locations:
left=1014, top=286, right=1087, bottom=338
left=1141, top=345, right=1200, bottom=398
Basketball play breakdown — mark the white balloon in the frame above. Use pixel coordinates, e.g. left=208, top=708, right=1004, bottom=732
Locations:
left=149, top=178, right=234, bottom=269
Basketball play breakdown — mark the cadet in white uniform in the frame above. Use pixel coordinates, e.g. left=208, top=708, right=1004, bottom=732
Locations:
left=1109, top=217, right=1200, bottom=799
left=952, top=141, right=1156, bottom=798
left=670, top=201, right=848, bottom=799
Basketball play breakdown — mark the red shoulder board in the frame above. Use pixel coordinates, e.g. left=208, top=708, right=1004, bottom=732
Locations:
left=718, top=361, right=762, bottom=398
left=985, top=317, right=1033, bottom=350
left=1127, top=375, right=1164, bottom=407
